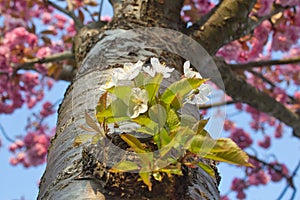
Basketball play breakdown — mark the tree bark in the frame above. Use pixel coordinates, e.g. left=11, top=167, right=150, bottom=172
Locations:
left=38, top=1, right=220, bottom=199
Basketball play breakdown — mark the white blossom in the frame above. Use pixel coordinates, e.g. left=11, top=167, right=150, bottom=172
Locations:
left=143, top=57, right=174, bottom=78
left=185, top=84, right=211, bottom=105
left=129, top=88, right=149, bottom=118
left=99, top=73, right=118, bottom=91
left=118, top=60, right=143, bottom=80
left=143, top=65, right=156, bottom=77
left=183, top=61, right=202, bottom=78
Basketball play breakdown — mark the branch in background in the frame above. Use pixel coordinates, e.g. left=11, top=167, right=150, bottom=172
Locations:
left=277, top=158, right=300, bottom=200
left=0, top=123, right=15, bottom=143
left=46, top=0, right=83, bottom=30
left=19, top=51, right=74, bottom=70
left=187, top=0, right=289, bottom=55
left=213, top=57, right=300, bottom=138
left=229, top=56, right=300, bottom=70
left=18, top=51, right=75, bottom=82
left=187, top=0, right=256, bottom=54
left=98, top=0, right=105, bottom=21
left=248, top=154, right=295, bottom=191
left=249, top=70, right=298, bottom=104
left=198, top=100, right=237, bottom=109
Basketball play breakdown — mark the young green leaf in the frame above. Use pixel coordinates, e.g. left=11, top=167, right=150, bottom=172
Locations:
left=161, top=78, right=207, bottom=105
left=190, top=136, right=253, bottom=167
left=73, top=133, right=95, bottom=147
left=110, top=160, right=140, bottom=173
left=95, top=92, right=107, bottom=122
left=139, top=171, right=152, bottom=191
left=148, top=104, right=167, bottom=129
left=166, top=109, right=180, bottom=131
left=143, top=74, right=163, bottom=104
left=120, top=134, right=146, bottom=153
left=106, top=85, right=132, bottom=102
left=196, top=162, right=216, bottom=178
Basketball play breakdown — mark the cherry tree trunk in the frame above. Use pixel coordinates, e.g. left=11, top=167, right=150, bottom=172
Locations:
left=38, top=1, right=220, bottom=199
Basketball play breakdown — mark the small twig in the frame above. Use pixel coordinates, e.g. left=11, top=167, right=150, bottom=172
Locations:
left=229, top=56, right=300, bottom=70
left=98, top=0, right=105, bottom=21
left=46, top=0, right=83, bottom=30
left=249, top=70, right=298, bottom=104
left=198, top=100, right=237, bottom=109
left=83, top=6, right=96, bottom=22
left=248, top=70, right=276, bottom=88
left=0, top=123, right=15, bottom=143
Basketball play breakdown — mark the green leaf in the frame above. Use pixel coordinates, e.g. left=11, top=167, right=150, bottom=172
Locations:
left=166, top=109, right=180, bottom=131
left=181, top=114, right=198, bottom=129
left=143, top=74, right=163, bottom=104
left=106, top=85, right=132, bottom=102
left=152, top=172, right=162, bottom=181
left=161, top=78, right=207, bottom=105
left=158, top=164, right=183, bottom=176
left=159, top=128, right=171, bottom=147
left=196, top=162, right=215, bottom=178
left=120, top=134, right=146, bottom=153
left=95, top=92, right=107, bottom=123
left=149, top=104, right=167, bottom=129
left=159, top=127, right=195, bottom=158
left=91, top=133, right=102, bottom=144
left=97, top=99, right=129, bottom=122
left=110, top=161, right=140, bottom=173
left=133, top=116, right=159, bottom=135
left=73, top=133, right=94, bottom=147
left=190, top=136, right=253, bottom=167
left=139, top=171, right=152, bottom=191
left=192, top=119, right=209, bottom=135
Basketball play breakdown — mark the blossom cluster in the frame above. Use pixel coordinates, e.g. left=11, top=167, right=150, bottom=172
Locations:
left=100, top=58, right=211, bottom=118
left=0, top=4, right=74, bottom=114
left=227, top=158, right=289, bottom=200
left=8, top=101, right=55, bottom=167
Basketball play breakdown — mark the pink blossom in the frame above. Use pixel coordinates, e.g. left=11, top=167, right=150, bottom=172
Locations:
left=274, top=123, right=283, bottom=138
left=276, top=0, right=300, bottom=6
left=248, top=170, right=270, bottom=185
left=42, top=12, right=52, bottom=24
left=258, top=135, right=271, bottom=149
left=101, top=15, right=112, bottom=22
left=36, top=47, right=52, bottom=59
left=230, top=128, right=253, bottom=149
left=224, top=120, right=236, bottom=131
left=216, top=41, right=243, bottom=62
left=268, top=162, right=289, bottom=182
left=20, top=72, right=39, bottom=90
left=257, top=0, right=273, bottom=16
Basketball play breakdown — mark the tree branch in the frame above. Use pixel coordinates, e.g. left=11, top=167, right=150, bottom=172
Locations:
left=229, top=56, right=300, bottom=70
left=213, top=57, right=300, bottom=138
left=19, top=51, right=74, bottom=70
left=0, top=123, right=15, bottom=143
left=46, top=0, right=83, bottom=30
left=198, top=100, right=237, bottom=109
left=187, top=0, right=288, bottom=55
left=187, top=0, right=256, bottom=54
left=18, top=51, right=75, bottom=82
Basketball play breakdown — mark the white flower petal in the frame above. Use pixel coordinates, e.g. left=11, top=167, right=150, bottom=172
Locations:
left=183, top=60, right=202, bottom=78
left=143, top=65, right=156, bottom=77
